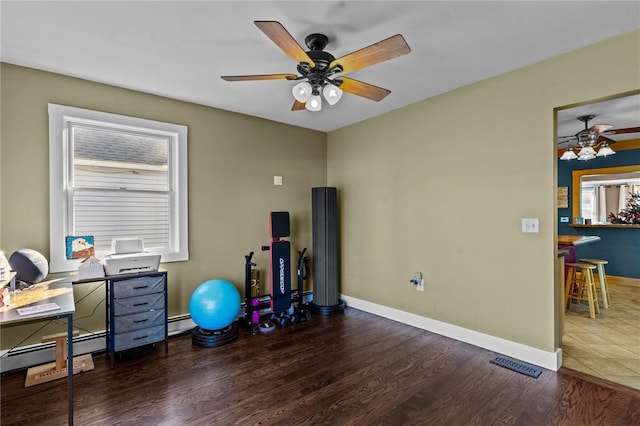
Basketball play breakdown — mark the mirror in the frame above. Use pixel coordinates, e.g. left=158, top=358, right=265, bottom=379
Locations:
left=572, top=165, right=640, bottom=225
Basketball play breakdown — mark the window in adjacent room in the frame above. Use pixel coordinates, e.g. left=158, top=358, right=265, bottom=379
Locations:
left=49, top=104, right=188, bottom=273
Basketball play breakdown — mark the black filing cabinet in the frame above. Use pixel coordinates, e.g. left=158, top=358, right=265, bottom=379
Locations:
left=106, top=271, right=168, bottom=366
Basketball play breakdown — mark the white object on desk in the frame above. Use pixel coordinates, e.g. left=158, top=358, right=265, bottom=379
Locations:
left=17, top=302, right=61, bottom=316
left=104, top=238, right=160, bottom=275
left=78, top=256, right=105, bottom=280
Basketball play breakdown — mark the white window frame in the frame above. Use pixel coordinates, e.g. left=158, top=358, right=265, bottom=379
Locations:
left=49, top=104, right=188, bottom=273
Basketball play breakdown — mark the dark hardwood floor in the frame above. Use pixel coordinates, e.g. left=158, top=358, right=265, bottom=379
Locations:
left=2, top=307, right=639, bottom=425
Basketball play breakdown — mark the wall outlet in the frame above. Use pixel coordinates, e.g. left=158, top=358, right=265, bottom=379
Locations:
left=522, top=218, right=539, bottom=233
left=410, top=272, right=424, bottom=291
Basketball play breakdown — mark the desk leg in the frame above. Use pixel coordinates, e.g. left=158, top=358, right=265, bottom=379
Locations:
left=65, top=313, right=74, bottom=425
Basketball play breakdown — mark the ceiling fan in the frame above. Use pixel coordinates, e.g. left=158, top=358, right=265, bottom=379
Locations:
left=559, top=115, right=640, bottom=160
left=221, top=21, right=411, bottom=111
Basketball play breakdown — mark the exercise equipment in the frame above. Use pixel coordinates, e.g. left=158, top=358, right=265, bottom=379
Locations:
left=244, top=252, right=263, bottom=335
left=192, top=323, right=239, bottom=348
left=189, top=279, right=241, bottom=331
left=243, top=211, right=312, bottom=334
left=266, top=211, right=292, bottom=313
left=295, top=248, right=312, bottom=321
left=311, top=187, right=345, bottom=315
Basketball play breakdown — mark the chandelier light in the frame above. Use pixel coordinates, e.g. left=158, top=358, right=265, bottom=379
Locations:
left=560, top=115, right=615, bottom=161
left=560, top=145, right=578, bottom=161
left=596, top=142, right=616, bottom=157
left=292, top=79, right=343, bottom=111
left=292, top=81, right=313, bottom=103
left=322, top=82, right=343, bottom=105
left=306, top=92, right=322, bottom=111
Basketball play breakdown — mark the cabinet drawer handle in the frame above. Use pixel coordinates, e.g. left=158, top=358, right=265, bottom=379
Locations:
left=133, top=285, right=149, bottom=290
left=133, top=319, right=149, bottom=323
left=133, top=335, right=148, bottom=340
left=133, top=302, right=149, bottom=307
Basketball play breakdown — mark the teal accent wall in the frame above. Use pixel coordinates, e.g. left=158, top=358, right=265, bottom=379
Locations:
left=558, top=148, right=640, bottom=278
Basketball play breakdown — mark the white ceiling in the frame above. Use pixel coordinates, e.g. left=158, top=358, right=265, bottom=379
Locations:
left=1, top=1, right=639, bottom=133
left=556, top=93, right=640, bottom=150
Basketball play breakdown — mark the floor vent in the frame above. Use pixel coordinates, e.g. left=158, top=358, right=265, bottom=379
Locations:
left=490, top=355, right=543, bottom=378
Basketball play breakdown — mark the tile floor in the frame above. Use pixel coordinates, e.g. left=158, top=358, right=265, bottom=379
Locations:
left=562, top=275, right=640, bottom=390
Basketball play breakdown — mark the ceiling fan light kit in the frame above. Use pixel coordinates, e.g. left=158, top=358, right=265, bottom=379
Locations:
left=292, top=81, right=313, bottom=102
left=221, top=21, right=411, bottom=112
left=596, top=142, right=616, bottom=157
left=323, top=83, right=343, bottom=105
left=560, top=145, right=578, bottom=161
left=560, top=114, right=616, bottom=161
left=306, top=93, right=322, bottom=112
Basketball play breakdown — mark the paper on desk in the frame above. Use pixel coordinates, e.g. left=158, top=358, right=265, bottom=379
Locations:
left=17, top=302, right=61, bottom=316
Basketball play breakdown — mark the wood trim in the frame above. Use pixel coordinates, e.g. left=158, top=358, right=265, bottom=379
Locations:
left=572, top=164, right=640, bottom=222
left=608, top=275, right=640, bottom=287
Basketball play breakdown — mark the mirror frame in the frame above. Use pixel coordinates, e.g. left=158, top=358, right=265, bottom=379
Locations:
left=572, top=164, right=640, bottom=227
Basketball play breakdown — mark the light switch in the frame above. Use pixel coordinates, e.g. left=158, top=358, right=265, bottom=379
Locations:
left=274, top=176, right=283, bottom=186
left=522, top=218, right=539, bottom=233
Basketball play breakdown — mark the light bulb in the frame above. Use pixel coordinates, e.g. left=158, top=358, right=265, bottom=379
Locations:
left=578, top=146, right=596, bottom=159
left=596, top=143, right=616, bottom=157
left=292, top=81, right=312, bottom=103
left=323, top=83, right=343, bottom=105
left=560, top=147, right=577, bottom=161
left=305, top=94, right=322, bottom=111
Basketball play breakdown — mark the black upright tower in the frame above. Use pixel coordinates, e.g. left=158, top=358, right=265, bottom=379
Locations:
left=311, top=187, right=344, bottom=315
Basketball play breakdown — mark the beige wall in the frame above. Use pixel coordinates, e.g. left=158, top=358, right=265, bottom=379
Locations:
left=0, top=64, right=326, bottom=346
left=328, top=30, right=640, bottom=352
left=1, top=30, right=638, bottom=354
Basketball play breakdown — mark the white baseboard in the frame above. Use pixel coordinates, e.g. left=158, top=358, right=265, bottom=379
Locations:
left=340, top=295, right=562, bottom=371
left=2, top=295, right=562, bottom=373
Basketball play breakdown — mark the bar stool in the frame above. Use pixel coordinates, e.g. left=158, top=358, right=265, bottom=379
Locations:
left=565, top=262, right=600, bottom=319
left=580, top=258, right=610, bottom=309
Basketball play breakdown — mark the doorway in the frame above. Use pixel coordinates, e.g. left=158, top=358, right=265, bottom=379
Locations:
left=554, top=90, right=640, bottom=390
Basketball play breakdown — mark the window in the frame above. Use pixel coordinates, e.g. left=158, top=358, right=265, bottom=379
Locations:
left=49, top=104, right=188, bottom=273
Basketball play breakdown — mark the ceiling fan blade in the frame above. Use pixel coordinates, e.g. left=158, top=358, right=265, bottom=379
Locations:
left=254, top=21, right=316, bottom=67
left=291, top=100, right=306, bottom=111
left=339, top=77, right=391, bottom=101
left=604, top=126, right=640, bottom=135
left=330, top=34, right=410, bottom=73
left=587, top=124, right=613, bottom=133
left=221, top=74, right=298, bottom=81
left=598, top=135, right=616, bottom=144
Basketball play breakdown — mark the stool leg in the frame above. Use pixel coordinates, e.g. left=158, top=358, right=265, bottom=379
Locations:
left=596, top=264, right=610, bottom=308
left=585, top=269, right=599, bottom=318
left=590, top=269, right=600, bottom=315
left=565, top=267, right=576, bottom=308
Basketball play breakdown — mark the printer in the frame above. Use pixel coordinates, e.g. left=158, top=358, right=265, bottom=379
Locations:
left=103, top=238, right=161, bottom=276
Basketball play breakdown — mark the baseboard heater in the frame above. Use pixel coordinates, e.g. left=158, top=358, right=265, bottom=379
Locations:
left=1, top=293, right=314, bottom=374
left=1, top=315, right=194, bottom=374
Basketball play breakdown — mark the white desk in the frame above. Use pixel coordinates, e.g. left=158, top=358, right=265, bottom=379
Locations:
left=0, top=279, right=75, bottom=425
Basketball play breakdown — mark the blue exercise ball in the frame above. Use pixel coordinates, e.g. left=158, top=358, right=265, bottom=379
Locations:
left=189, top=279, right=241, bottom=331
